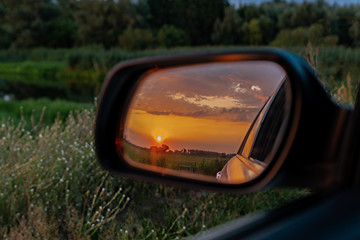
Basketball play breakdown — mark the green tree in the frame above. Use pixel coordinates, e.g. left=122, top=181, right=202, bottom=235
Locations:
left=118, top=28, right=155, bottom=50
left=238, top=5, right=261, bottom=22
left=43, top=0, right=76, bottom=48
left=0, top=0, right=76, bottom=49
left=270, top=28, right=308, bottom=47
left=157, top=25, right=189, bottom=48
left=289, top=2, right=327, bottom=28
left=212, top=6, right=242, bottom=45
left=242, top=18, right=262, bottom=45
left=0, top=2, right=10, bottom=48
left=182, top=0, right=228, bottom=45
left=277, top=8, right=292, bottom=29
left=147, top=0, right=228, bottom=45
left=258, top=15, right=276, bottom=45
left=350, top=19, right=360, bottom=47
left=308, top=23, right=324, bottom=45
left=0, top=0, right=46, bottom=48
left=73, top=0, right=139, bottom=48
left=271, top=23, right=338, bottom=47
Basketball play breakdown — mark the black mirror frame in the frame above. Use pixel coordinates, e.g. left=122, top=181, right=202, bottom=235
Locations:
left=95, top=48, right=351, bottom=193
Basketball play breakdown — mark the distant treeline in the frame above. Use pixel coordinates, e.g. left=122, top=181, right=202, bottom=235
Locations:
left=1, top=0, right=360, bottom=50
left=187, top=149, right=227, bottom=158
left=126, top=140, right=227, bottom=158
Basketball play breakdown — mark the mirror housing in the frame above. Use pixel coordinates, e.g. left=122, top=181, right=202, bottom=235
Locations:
left=95, top=49, right=350, bottom=192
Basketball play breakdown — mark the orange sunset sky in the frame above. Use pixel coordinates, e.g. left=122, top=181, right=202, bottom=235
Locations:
left=124, top=61, right=286, bottom=154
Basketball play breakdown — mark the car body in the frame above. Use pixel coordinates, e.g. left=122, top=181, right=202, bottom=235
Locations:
left=218, top=77, right=289, bottom=184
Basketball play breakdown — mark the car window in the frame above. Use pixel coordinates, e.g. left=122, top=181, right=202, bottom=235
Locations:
left=240, top=78, right=290, bottom=164
left=250, top=79, right=291, bottom=164
left=240, top=93, right=272, bottom=158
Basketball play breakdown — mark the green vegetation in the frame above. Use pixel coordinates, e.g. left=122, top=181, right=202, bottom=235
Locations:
left=0, top=98, right=93, bottom=127
left=0, top=108, right=309, bottom=239
left=0, top=46, right=359, bottom=104
left=0, top=48, right=204, bottom=101
left=2, top=1, right=360, bottom=49
left=0, top=60, right=102, bottom=102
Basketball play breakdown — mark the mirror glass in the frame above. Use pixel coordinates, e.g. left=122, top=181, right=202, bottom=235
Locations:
left=121, top=61, right=292, bottom=184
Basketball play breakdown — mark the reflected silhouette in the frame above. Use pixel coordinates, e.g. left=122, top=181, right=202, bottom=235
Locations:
left=124, top=140, right=229, bottom=176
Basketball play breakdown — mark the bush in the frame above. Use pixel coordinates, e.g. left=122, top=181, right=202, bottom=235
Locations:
left=157, top=25, right=190, bottom=48
left=271, top=28, right=308, bottom=47
left=271, top=24, right=339, bottom=47
left=212, top=6, right=242, bottom=45
left=118, top=28, right=155, bottom=50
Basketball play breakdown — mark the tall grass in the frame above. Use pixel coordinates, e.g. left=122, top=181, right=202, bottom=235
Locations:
left=0, top=108, right=309, bottom=239
left=0, top=109, right=132, bottom=239
left=0, top=98, right=93, bottom=127
left=298, top=43, right=358, bottom=106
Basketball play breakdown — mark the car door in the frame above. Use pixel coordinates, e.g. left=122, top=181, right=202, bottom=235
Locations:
left=218, top=78, right=291, bottom=183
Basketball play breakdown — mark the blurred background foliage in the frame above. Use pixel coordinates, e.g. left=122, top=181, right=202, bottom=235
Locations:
left=0, top=1, right=358, bottom=103
left=0, top=0, right=358, bottom=119
left=1, top=0, right=360, bottom=49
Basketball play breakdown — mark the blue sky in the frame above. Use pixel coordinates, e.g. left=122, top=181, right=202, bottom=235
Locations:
left=229, top=0, right=360, bottom=6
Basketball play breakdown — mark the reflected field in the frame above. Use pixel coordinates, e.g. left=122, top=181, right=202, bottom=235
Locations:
left=124, top=141, right=230, bottom=176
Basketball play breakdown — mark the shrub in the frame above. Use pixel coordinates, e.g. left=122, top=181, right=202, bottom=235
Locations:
left=271, top=24, right=339, bottom=47
left=157, top=25, right=190, bottom=48
left=118, top=28, right=155, bottom=50
left=212, top=6, right=242, bottom=45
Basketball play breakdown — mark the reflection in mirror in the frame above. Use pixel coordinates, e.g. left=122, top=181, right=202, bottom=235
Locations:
left=121, top=61, right=292, bottom=184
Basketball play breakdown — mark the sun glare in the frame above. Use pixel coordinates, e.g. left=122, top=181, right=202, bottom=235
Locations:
left=157, top=136, right=162, bottom=142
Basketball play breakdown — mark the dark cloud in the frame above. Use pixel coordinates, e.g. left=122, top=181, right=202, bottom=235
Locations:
left=146, top=111, right=171, bottom=116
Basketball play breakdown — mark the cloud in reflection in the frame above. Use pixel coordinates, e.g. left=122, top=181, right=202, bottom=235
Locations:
left=130, top=61, right=285, bottom=122
left=169, top=93, right=249, bottom=109
left=124, top=61, right=287, bottom=152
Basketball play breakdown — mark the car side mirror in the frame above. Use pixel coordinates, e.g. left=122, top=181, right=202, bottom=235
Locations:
left=95, top=49, right=351, bottom=193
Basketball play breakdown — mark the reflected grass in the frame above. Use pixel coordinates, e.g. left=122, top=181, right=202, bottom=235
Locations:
left=124, top=141, right=228, bottom=176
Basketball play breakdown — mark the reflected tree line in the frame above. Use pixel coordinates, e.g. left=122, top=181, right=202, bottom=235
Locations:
left=1, top=0, right=360, bottom=49
left=125, top=140, right=229, bottom=176
left=147, top=143, right=228, bottom=158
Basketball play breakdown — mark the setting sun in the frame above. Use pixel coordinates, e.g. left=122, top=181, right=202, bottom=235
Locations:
left=125, top=109, right=251, bottom=153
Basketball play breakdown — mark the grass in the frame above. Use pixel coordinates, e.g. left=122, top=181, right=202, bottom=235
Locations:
left=0, top=98, right=94, bottom=127
left=0, top=107, right=310, bottom=239
left=0, top=61, right=66, bottom=83
left=0, top=61, right=103, bottom=102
